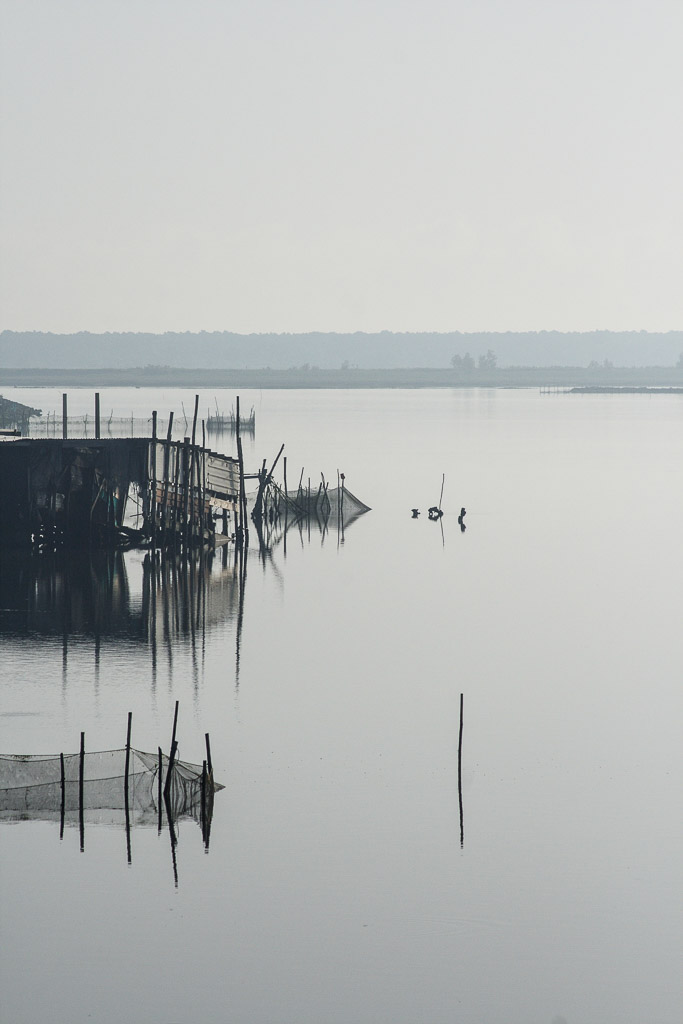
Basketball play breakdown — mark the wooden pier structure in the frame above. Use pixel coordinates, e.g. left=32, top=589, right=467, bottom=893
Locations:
left=0, top=434, right=241, bottom=551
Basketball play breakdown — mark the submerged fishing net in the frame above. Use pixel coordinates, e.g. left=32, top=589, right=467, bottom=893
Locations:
left=0, top=748, right=222, bottom=825
left=280, top=485, right=371, bottom=520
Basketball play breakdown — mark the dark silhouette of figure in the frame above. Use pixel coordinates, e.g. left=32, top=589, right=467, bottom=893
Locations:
left=458, top=507, right=466, bottom=532
left=411, top=509, right=420, bottom=518
left=428, top=506, right=443, bottom=520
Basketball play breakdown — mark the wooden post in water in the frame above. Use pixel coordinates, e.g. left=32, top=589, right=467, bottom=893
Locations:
left=164, top=700, right=179, bottom=800
left=458, top=693, right=464, bottom=848
left=205, top=733, right=213, bottom=777
left=160, top=414, right=173, bottom=548
left=170, top=699, right=179, bottom=753
left=191, top=394, right=199, bottom=447
left=151, top=412, right=158, bottom=548
left=95, top=393, right=100, bottom=439
left=164, top=740, right=177, bottom=801
left=182, top=438, right=191, bottom=549
left=59, top=752, right=65, bottom=840
left=62, top=394, right=68, bottom=439
left=124, top=711, right=132, bottom=806
left=79, top=731, right=85, bottom=852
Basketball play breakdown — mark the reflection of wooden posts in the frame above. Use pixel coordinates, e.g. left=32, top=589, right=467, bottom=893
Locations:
left=458, top=693, right=464, bottom=848
left=79, top=731, right=85, bottom=852
left=157, top=746, right=163, bottom=833
left=62, top=393, right=68, bottom=439
left=201, top=759, right=207, bottom=841
left=95, top=393, right=100, bottom=439
left=59, top=752, right=65, bottom=840
left=164, top=791, right=179, bottom=888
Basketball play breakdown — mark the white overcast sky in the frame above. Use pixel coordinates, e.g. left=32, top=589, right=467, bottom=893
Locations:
left=1, top=0, right=681, bottom=334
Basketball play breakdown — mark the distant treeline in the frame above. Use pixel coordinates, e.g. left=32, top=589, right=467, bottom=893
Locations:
left=1, top=330, right=682, bottom=370
left=3, top=366, right=683, bottom=390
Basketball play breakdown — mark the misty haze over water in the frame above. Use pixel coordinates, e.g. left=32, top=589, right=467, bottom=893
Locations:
left=1, top=386, right=680, bottom=1024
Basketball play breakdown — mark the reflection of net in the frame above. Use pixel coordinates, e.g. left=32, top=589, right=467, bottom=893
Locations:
left=0, top=749, right=220, bottom=824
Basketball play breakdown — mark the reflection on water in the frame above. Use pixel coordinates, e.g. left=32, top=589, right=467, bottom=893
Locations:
left=0, top=508, right=366, bottom=883
left=0, top=741, right=219, bottom=887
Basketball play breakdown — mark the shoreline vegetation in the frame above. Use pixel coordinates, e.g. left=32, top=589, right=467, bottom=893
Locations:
left=2, top=366, right=683, bottom=389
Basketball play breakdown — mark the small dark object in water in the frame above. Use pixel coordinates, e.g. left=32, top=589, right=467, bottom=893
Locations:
left=458, top=507, right=466, bottom=532
left=428, top=506, right=443, bottom=520
left=411, top=509, right=420, bottom=518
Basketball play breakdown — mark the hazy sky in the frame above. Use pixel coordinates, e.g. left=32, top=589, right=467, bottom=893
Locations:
left=1, top=0, right=681, bottom=334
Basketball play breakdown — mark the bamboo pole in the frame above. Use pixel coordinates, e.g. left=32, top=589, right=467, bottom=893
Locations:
left=205, top=733, right=213, bottom=777
left=59, top=752, right=65, bottom=840
left=79, top=731, right=85, bottom=852
left=458, top=693, right=464, bottom=848
left=151, top=412, right=158, bottom=548
left=62, top=394, right=67, bottom=439
left=124, top=711, right=132, bottom=806
left=95, top=393, right=100, bottom=439
left=170, top=699, right=179, bottom=752
left=182, top=437, right=191, bottom=548
left=191, top=394, right=199, bottom=447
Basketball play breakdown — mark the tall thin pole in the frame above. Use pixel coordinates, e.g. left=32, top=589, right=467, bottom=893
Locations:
left=458, top=693, right=464, bottom=848
left=95, top=393, right=100, bottom=439
left=170, top=699, right=179, bottom=753
left=191, top=394, right=199, bottom=447
left=59, top=752, right=65, bottom=840
left=62, top=393, right=68, bottom=439
left=79, top=731, right=85, bottom=852
left=124, top=711, right=132, bottom=806
left=151, top=412, right=158, bottom=548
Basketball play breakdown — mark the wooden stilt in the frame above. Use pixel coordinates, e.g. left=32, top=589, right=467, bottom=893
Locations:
left=458, top=693, right=464, bottom=848
left=79, top=731, right=85, bottom=852
left=59, top=752, right=65, bottom=840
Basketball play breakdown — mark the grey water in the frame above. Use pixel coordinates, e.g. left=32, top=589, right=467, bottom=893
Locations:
left=1, top=387, right=681, bottom=1024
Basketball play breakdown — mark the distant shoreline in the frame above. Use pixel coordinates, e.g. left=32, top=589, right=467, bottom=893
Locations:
left=2, top=366, right=683, bottom=389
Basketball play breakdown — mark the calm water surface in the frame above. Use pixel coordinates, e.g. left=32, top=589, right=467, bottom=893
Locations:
left=1, top=388, right=681, bottom=1024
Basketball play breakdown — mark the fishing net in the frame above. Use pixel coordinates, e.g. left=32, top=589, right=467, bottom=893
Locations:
left=280, top=485, right=370, bottom=521
left=0, top=748, right=222, bottom=825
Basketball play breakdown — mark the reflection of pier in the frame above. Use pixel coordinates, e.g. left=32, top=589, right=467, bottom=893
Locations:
left=0, top=546, right=240, bottom=643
